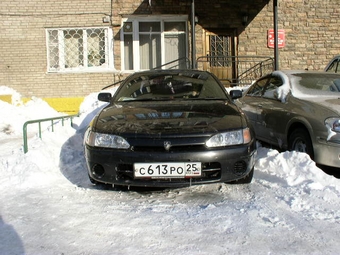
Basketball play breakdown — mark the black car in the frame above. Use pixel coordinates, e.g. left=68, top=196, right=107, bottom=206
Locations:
left=84, top=69, right=257, bottom=188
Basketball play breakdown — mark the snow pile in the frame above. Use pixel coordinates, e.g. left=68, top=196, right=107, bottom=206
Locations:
left=0, top=93, right=61, bottom=138
left=0, top=86, right=340, bottom=255
left=0, top=85, right=23, bottom=105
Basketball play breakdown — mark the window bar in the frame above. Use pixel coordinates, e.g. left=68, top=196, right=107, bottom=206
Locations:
left=84, top=29, right=88, bottom=67
left=59, top=30, right=65, bottom=70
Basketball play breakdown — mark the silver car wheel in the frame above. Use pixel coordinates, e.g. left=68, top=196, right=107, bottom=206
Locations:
left=294, top=140, right=307, bottom=152
left=288, top=128, right=314, bottom=160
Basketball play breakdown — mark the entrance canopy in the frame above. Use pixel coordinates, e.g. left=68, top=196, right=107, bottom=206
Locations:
left=167, top=0, right=271, bottom=35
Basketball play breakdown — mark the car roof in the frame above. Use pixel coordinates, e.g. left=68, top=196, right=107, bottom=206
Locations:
left=324, top=55, right=340, bottom=71
left=274, top=70, right=340, bottom=76
left=130, top=69, right=209, bottom=76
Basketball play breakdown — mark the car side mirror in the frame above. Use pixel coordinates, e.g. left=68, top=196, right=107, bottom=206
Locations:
left=98, top=92, right=112, bottom=102
left=229, top=89, right=243, bottom=99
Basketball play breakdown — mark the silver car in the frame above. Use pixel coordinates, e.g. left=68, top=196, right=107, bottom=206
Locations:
left=236, top=70, right=340, bottom=168
left=324, top=55, right=340, bottom=73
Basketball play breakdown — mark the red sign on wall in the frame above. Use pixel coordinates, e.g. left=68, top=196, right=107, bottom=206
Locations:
left=267, top=29, right=285, bottom=48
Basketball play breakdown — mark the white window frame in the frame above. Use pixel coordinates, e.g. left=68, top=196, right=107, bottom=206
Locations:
left=120, top=15, right=188, bottom=72
left=46, top=27, right=114, bottom=73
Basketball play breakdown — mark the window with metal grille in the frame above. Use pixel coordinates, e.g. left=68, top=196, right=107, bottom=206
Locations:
left=46, top=27, right=113, bottom=72
left=209, top=35, right=230, bottom=67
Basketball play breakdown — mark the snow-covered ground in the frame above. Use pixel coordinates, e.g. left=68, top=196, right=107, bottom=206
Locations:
left=0, top=85, right=340, bottom=255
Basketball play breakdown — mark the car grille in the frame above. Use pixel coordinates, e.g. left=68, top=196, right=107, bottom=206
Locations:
left=132, top=144, right=205, bottom=152
left=116, top=162, right=221, bottom=183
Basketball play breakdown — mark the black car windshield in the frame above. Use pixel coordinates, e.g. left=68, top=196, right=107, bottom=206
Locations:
left=114, top=71, right=229, bottom=102
left=291, top=73, right=340, bottom=96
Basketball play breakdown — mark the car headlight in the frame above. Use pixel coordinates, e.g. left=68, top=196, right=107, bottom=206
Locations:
left=325, top=118, right=340, bottom=133
left=85, top=130, right=130, bottom=149
left=206, top=128, right=251, bottom=148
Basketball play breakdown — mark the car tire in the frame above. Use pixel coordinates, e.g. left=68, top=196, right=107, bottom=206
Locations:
left=226, top=167, right=254, bottom=184
left=288, top=128, right=314, bottom=159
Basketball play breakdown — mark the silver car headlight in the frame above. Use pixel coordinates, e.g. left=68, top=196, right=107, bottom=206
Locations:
left=325, top=118, right=340, bottom=133
left=85, top=130, right=130, bottom=149
left=206, top=128, right=251, bottom=148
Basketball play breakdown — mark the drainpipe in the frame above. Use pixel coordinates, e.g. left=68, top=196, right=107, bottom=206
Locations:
left=191, top=0, right=196, bottom=69
left=273, top=0, right=279, bottom=70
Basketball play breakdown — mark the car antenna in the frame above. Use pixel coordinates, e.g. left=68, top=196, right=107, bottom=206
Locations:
left=101, top=79, right=126, bottom=90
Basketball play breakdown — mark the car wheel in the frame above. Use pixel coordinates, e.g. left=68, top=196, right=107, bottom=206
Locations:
left=226, top=167, right=254, bottom=184
left=288, top=128, right=314, bottom=159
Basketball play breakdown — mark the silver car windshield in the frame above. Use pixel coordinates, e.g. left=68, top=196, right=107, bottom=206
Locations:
left=114, top=71, right=229, bottom=102
left=292, top=73, right=340, bottom=96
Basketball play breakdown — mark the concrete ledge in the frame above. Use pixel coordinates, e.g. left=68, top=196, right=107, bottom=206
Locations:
left=0, top=95, right=83, bottom=114
left=0, top=95, right=12, bottom=103
left=42, top=97, right=84, bottom=115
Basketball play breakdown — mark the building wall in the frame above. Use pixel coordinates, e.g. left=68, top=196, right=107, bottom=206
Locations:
left=0, top=0, right=195, bottom=98
left=238, top=0, right=340, bottom=71
left=0, top=0, right=119, bottom=98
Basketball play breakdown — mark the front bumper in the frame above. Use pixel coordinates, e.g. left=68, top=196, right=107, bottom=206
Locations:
left=84, top=143, right=257, bottom=188
left=314, top=138, right=340, bottom=168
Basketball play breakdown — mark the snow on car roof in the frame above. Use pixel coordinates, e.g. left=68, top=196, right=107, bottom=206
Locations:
left=273, top=70, right=340, bottom=102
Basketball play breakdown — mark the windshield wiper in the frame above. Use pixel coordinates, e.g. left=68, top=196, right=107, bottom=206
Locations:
left=188, top=97, right=228, bottom=100
left=121, top=96, right=228, bottom=102
left=121, top=97, right=174, bottom=102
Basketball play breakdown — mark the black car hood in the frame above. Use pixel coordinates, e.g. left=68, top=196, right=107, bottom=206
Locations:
left=92, top=101, right=244, bottom=136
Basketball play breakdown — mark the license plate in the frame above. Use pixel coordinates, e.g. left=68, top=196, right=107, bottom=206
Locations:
left=134, top=162, right=201, bottom=178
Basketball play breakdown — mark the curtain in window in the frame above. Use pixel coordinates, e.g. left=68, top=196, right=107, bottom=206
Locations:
left=64, top=30, right=83, bottom=68
left=164, top=33, right=186, bottom=69
left=48, top=30, right=60, bottom=69
left=124, top=34, right=133, bottom=70
left=139, top=34, right=161, bottom=69
left=87, top=29, right=106, bottom=67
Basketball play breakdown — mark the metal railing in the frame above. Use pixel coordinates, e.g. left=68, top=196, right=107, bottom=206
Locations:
left=23, top=114, right=78, bottom=153
left=145, top=55, right=275, bottom=87
left=236, top=57, right=274, bottom=86
left=152, top=57, right=191, bottom=70
left=196, top=55, right=274, bottom=86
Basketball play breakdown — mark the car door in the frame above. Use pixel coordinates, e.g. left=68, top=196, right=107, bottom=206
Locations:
left=239, top=76, right=271, bottom=140
left=256, top=75, right=289, bottom=147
